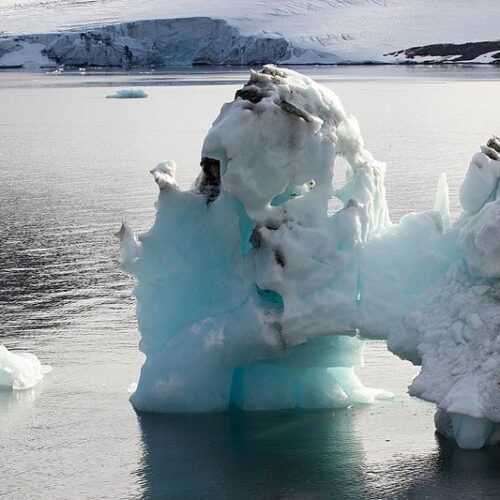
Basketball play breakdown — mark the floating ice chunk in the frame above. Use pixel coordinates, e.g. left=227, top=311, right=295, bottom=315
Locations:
left=106, top=89, right=148, bottom=99
left=121, top=66, right=500, bottom=449
left=0, top=345, right=52, bottom=390
left=124, top=65, right=392, bottom=415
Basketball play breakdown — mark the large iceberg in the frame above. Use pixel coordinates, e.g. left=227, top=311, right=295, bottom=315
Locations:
left=120, top=66, right=500, bottom=449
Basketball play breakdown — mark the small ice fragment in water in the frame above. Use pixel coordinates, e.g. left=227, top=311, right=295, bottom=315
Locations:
left=0, top=345, right=52, bottom=390
left=106, top=89, right=148, bottom=99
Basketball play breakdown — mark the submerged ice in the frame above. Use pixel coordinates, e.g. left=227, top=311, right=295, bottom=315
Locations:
left=120, top=66, right=500, bottom=449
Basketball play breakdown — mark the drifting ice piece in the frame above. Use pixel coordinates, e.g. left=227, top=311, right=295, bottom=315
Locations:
left=0, top=345, right=52, bottom=390
left=121, top=67, right=499, bottom=449
left=106, top=89, right=148, bottom=99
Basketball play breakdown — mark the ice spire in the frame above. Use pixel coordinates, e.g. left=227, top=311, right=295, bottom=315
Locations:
left=434, top=172, right=450, bottom=230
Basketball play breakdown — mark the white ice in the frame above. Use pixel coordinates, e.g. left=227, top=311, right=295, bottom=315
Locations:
left=121, top=67, right=500, bottom=449
left=0, top=345, right=52, bottom=390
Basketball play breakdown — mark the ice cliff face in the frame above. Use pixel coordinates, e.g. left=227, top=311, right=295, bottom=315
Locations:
left=120, top=66, right=500, bottom=450
left=0, top=18, right=308, bottom=69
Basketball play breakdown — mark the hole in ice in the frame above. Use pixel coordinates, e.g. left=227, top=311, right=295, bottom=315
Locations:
left=274, top=248, right=286, bottom=268
left=250, top=226, right=262, bottom=249
left=235, top=86, right=267, bottom=104
left=255, top=284, right=284, bottom=308
left=333, top=156, right=351, bottom=192
left=270, top=180, right=316, bottom=207
left=328, top=198, right=344, bottom=216
left=356, top=270, right=362, bottom=305
left=195, top=157, right=221, bottom=203
left=329, top=156, right=352, bottom=215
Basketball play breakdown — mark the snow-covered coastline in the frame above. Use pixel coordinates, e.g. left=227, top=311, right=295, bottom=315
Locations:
left=1, top=0, right=500, bottom=69
left=0, top=18, right=304, bottom=70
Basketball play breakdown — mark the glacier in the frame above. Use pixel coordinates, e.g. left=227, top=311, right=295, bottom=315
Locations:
left=0, top=345, right=52, bottom=390
left=2, top=1, right=500, bottom=68
left=0, top=18, right=303, bottom=69
left=120, top=66, right=500, bottom=450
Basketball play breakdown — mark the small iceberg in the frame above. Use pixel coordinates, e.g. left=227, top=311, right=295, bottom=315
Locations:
left=0, top=345, right=52, bottom=390
left=106, top=89, right=148, bottom=99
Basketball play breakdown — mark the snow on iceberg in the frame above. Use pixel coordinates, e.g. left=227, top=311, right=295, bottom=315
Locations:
left=0, top=345, right=52, bottom=390
left=106, top=89, right=148, bottom=99
left=120, top=66, right=500, bottom=449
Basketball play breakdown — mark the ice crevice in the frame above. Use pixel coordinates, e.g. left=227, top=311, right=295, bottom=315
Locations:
left=120, top=66, right=500, bottom=450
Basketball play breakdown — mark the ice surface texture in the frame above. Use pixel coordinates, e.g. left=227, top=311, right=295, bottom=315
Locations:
left=121, top=67, right=499, bottom=449
left=0, top=345, right=52, bottom=390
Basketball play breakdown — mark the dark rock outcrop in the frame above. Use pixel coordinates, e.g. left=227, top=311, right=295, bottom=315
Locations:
left=386, top=40, right=500, bottom=64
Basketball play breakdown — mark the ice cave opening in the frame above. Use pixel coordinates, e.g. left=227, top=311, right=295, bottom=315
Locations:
left=118, top=66, right=500, bottom=450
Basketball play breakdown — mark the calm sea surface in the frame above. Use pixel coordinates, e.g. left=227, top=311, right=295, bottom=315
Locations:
left=1, top=66, right=499, bottom=499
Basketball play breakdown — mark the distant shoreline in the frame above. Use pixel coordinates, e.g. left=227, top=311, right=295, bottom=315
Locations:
left=2, top=60, right=500, bottom=72
left=1, top=17, right=499, bottom=70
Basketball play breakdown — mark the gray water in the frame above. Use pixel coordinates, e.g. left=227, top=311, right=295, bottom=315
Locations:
left=0, top=66, right=499, bottom=499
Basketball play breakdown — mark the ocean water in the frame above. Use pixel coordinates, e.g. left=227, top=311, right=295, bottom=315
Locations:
left=0, top=66, right=499, bottom=499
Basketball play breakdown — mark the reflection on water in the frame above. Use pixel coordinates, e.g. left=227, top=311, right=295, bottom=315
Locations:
left=1, top=67, right=500, bottom=498
left=375, top=437, right=500, bottom=499
left=136, top=410, right=370, bottom=499
left=136, top=410, right=500, bottom=499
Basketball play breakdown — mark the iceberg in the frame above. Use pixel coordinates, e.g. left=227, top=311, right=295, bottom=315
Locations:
left=106, top=89, right=148, bottom=99
left=120, top=66, right=500, bottom=449
left=0, top=345, right=52, bottom=390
